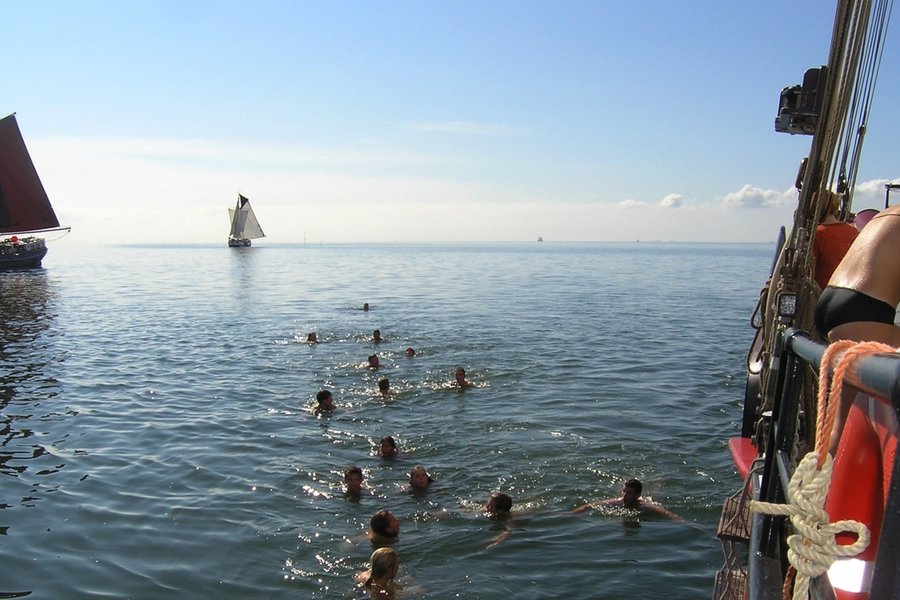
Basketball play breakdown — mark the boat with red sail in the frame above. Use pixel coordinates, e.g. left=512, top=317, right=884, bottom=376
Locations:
left=0, top=113, right=69, bottom=269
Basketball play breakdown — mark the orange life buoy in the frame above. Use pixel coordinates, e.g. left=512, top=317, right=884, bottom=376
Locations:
left=825, top=393, right=898, bottom=599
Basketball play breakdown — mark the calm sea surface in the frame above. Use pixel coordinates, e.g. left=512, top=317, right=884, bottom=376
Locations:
left=1, top=242, right=773, bottom=599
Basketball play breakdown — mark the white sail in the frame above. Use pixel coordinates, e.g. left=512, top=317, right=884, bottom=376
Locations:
left=227, top=195, right=265, bottom=242
left=241, top=202, right=265, bottom=240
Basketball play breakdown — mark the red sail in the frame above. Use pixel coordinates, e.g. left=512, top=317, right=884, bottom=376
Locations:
left=0, top=114, right=61, bottom=234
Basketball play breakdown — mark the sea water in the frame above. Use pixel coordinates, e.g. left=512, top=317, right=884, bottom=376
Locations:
left=0, top=242, right=773, bottom=599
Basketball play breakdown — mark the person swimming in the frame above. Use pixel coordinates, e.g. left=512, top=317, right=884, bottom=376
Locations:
left=409, top=465, right=434, bottom=491
left=453, top=367, right=474, bottom=389
left=368, top=509, right=400, bottom=547
left=315, top=389, right=335, bottom=412
left=379, top=436, right=398, bottom=459
left=572, top=478, right=682, bottom=521
left=344, top=465, right=365, bottom=498
left=355, top=547, right=399, bottom=599
left=485, top=491, right=515, bottom=549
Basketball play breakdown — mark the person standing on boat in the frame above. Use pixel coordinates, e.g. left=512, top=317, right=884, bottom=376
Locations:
left=815, top=203, right=900, bottom=346
left=812, top=191, right=859, bottom=289
left=814, top=203, right=900, bottom=459
left=572, top=479, right=683, bottom=521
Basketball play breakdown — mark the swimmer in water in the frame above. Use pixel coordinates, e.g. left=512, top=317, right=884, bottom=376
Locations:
left=368, top=509, right=400, bottom=547
left=485, top=491, right=515, bottom=549
left=344, top=465, right=364, bottom=498
left=409, top=465, right=434, bottom=491
left=453, top=367, right=474, bottom=389
left=368, top=354, right=380, bottom=370
left=573, top=478, right=682, bottom=521
left=307, top=332, right=317, bottom=343
left=373, top=329, right=382, bottom=343
left=405, top=347, right=415, bottom=357
left=355, top=547, right=399, bottom=599
left=315, top=389, right=335, bottom=412
left=378, top=378, right=390, bottom=397
left=379, top=436, right=398, bottom=459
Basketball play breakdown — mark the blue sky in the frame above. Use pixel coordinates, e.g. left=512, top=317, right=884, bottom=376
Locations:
left=4, top=1, right=899, bottom=244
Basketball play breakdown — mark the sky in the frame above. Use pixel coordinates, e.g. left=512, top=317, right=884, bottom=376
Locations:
left=4, top=1, right=899, bottom=245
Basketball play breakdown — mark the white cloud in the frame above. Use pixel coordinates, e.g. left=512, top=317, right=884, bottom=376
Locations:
left=618, top=199, right=647, bottom=208
left=721, top=184, right=795, bottom=208
left=660, top=193, right=684, bottom=208
left=853, top=178, right=900, bottom=209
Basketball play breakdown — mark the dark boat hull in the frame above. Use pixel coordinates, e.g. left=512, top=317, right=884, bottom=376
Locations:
left=0, top=237, right=48, bottom=269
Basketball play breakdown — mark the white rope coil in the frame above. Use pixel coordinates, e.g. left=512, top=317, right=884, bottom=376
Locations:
left=750, top=451, right=870, bottom=600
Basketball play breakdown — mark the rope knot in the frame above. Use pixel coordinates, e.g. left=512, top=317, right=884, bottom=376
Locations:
left=751, top=451, right=870, bottom=599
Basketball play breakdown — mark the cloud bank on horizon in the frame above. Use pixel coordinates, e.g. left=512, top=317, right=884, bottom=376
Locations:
left=30, top=131, right=894, bottom=246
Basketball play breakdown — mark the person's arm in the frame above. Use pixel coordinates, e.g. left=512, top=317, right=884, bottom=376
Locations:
left=642, top=502, right=683, bottom=522
left=486, top=526, right=512, bottom=549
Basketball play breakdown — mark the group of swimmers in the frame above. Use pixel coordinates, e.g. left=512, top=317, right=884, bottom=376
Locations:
left=303, top=308, right=489, bottom=597
left=304, top=305, right=681, bottom=599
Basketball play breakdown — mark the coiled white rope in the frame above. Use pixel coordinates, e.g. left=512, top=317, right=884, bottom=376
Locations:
left=751, top=451, right=870, bottom=599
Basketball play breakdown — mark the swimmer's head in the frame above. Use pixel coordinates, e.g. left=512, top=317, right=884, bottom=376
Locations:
left=380, top=436, right=398, bottom=458
left=370, top=509, right=399, bottom=537
left=409, top=465, right=434, bottom=489
left=315, top=389, right=334, bottom=408
left=623, top=479, right=642, bottom=508
left=344, top=465, right=364, bottom=493
left=487, top=491, right=512, bottom=513
left=368, top=547, right=399, bottom=580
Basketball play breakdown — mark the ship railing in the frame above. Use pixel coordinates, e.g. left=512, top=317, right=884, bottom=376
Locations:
left=750, top=328, right=900, bottom=600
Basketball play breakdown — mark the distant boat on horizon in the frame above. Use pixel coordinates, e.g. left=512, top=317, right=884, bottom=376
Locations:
left=227, top=194, right=265, bottom=247
left=0, top=113, right=70, bottom=269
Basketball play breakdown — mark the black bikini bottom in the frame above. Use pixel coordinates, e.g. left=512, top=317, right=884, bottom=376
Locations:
left=815, top=286, right=896, bottom=334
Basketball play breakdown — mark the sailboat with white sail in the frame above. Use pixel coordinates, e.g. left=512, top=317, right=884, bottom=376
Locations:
left=227, top=194, right=265, bottom=247
left=0, top=113, right=70, bottom=269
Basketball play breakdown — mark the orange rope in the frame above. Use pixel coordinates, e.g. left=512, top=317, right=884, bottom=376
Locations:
left=814, top=339, right=898, bottom=467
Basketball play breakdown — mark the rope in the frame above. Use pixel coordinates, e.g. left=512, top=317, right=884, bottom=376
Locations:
left=751, top=339, right=896, bottom=599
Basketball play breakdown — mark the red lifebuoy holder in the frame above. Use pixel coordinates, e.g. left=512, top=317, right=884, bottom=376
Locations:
left=825, top=393, right=898, bottom=599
